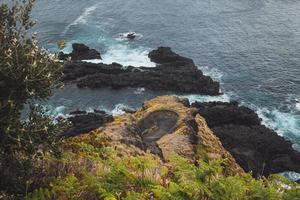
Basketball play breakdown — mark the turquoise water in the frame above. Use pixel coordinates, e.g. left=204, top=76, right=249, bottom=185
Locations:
left=31, top=0, right=300, bottom=153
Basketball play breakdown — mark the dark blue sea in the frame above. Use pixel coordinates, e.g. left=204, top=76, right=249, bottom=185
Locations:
left=31, top=0, right=300, bottom=177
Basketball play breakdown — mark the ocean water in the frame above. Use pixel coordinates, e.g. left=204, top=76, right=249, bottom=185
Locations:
left=31, top=0, right=300, bottom=156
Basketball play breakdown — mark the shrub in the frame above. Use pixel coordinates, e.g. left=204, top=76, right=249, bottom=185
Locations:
left=0, top=0, right=64, bottom=197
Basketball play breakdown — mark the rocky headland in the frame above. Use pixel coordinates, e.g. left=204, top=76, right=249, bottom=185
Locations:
left=66, top=96, right=244, bottom=175
left=60, top=44, right=300, bottom=179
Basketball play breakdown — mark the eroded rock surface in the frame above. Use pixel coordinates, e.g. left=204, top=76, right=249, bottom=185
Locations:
left=63, top=47, right=220, bottom=95
left=192, top=101, right=300, bottom=177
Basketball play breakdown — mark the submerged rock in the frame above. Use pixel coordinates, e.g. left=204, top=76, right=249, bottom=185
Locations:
left=63, top=47, right=220, bottom=95
left=191, top=101, right=300, bottom=177
left=59, top=43, right=101, bottom=61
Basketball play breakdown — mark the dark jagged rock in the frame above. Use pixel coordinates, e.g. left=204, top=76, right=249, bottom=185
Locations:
left=191, top=101, right=261, bottom=127
left=59, top=43, right=101, bottom=61
left=191, top=101, right=300, bottom=177
left=63, top=47, right=220, bottom=95
left=69, top=110, right=87, bottom=115
left=64, top=110, right=113, bottom=137
left=148, top=47, right=194, bottom=65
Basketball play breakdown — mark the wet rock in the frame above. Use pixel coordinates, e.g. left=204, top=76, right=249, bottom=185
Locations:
left=59, top=43, right=101, bottom=61
left=148, top=47, right=194, bottom=65
left=192, top=101, right=300, bottom=177
left=191, top=101, right=261, bottom=127
left=63, top=47, right=220, bottom=95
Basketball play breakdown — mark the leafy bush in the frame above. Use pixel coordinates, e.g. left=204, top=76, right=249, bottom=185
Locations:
left=0, top=0, right=64, bottom=197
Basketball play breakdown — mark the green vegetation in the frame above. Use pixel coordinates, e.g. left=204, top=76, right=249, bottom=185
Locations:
left=24, top=132, right=300, bottom=200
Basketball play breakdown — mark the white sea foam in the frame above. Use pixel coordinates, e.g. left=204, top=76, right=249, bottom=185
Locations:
left=47, top=105, right=68, bottom=118
left=282, top=172, right=300, bottom=182
left=110, top=104, right=133, bottom=116
left=199, top=65, right=224, bottom=82
left=134, top=88, right=146, bottom=95
left=82, top=59, right=103, bottom=64
left=295, top=99, right=300, bottom=111
left=256, top=107, right=300, bottom=151
left=177, top=93, right=231, bottom=104
left=62, top=3, right=99, bottom=34
left=101, top=44, right=155, bottom=67
left=85, top=107, right=95, bottom=113
left=82, top=44, right=155, bottom=67
left=117, top=32, right=144, bottom=41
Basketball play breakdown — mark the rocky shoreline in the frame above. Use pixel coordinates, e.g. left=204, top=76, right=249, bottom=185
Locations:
left=60, top=44, right=300, bottom=179
left=63, top=110, right=113, bottom=137
left=191, top=101, right=300, bottom=177
left=62, top=46, right=220, bottom=95
left=59, top=43, right=101, bottom=61
left=64, top=98, right=300, bottom=178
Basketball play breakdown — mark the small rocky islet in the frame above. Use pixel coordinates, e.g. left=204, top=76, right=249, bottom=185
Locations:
left=60, top=43, right=300, bottom=178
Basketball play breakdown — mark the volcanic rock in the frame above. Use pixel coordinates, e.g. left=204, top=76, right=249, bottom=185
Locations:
left=63, top=47, right=220, bottom=95
left=191, top=101, right=261, bottom=127
left=148, top=47, right=194, bottom=65
left=191, top=101, right=300, bottom=177
left=64, top=110, right=113, bottom=137
left=59, top=43, right=101, bottom=61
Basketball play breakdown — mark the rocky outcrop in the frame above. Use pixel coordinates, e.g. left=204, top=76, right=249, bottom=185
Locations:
left=192, top=101, right=300, bottom=177
left=59, top=43, right=101, bottom=61
left=77, top=96, right=243, bottom=174
left=191, top=101, right=261, bottom=127
left=63, top=110, right=113, bottom=137
left=148, top=47, right=194, bottom=65
left=63, top=47, right=220, bottom=95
